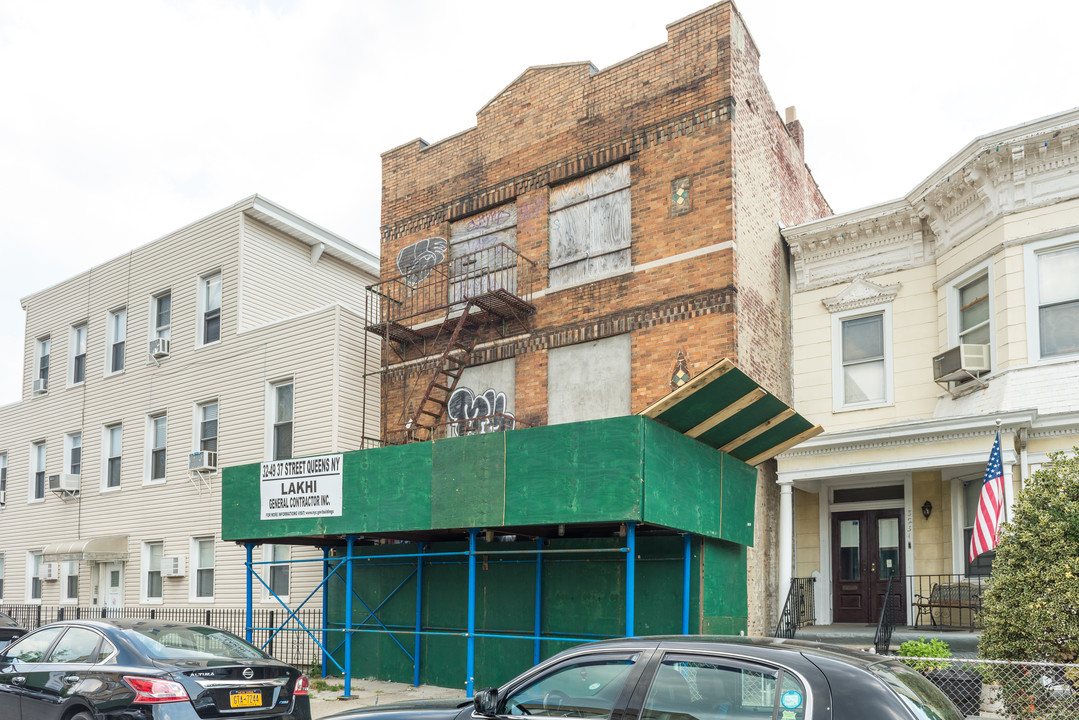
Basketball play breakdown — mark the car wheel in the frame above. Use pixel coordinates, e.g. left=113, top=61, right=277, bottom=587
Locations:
left=67, top=711, right=94, bottom=720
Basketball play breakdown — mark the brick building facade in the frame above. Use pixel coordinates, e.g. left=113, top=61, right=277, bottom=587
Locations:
left=374, top=2, right=829, bottom=632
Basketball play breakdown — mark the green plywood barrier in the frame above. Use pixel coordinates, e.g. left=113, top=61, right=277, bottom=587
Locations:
left=642, top=421, right=726, bottom=539
left=325, top=534, right=741, bottom=690
left=432, top=431, right=507, bottom=528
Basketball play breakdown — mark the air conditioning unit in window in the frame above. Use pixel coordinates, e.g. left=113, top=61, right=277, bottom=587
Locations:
left=42, top=562, right=60, bottom=582
left=48, top=473, right=81, bottom=494
left=33, top=378, right=48, bottom=393
left=149, top=338, right=171, bottom=359
left=189, top=451, right=218, bottom=472
left=0, top=489, right=5, bottom=506
left=932, top=344, right=991, bottom=383
left=162, top=556, right=186, bottom=578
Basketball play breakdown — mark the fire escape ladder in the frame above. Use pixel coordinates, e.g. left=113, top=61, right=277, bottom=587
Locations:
left=410, top=301, right=478, bottom=441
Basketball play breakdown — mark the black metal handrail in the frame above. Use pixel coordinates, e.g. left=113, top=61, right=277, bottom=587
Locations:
left=774, top=577, right=815, bottom=638
left=875, top=574, right=896, bottom=655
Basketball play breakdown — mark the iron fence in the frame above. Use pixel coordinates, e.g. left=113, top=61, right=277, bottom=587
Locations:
left=0, top=604, right=323, bottom=670
left=890, top=656, right=1079, bottom=719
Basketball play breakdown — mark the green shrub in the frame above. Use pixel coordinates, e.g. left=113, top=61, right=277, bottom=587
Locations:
left=979, top=449, right=1079, bottom=664
left=899, top=637, right=952, bottom=671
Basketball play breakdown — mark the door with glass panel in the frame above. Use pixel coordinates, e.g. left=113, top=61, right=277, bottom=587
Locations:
left=831, top=510, right=904, bottom=623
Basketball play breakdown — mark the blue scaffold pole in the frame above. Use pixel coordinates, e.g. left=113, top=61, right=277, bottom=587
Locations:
left=322, top=546, right=331, bottom=678
left=245, top=543, right=255, bottom=643
left=682, top=533, right=691, bottom=634
left=626, top=522, right=636, bottom=637
left=414, top=542, right=425, bottom=687
left=534, top=537, right=543, bottom=665
left=466, top=528, right=478, bottom=697
left=343, top=535, right=356, bottom=698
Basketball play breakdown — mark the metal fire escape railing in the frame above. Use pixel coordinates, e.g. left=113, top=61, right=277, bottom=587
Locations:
left=365, top=243, right=537, bottom=445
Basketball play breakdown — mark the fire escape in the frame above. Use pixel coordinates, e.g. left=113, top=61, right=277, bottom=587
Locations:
left=365, top=242, right=537, bottom=444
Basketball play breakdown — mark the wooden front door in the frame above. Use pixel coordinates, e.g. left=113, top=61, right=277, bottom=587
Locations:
left=831, top=510, right=905, bottom=624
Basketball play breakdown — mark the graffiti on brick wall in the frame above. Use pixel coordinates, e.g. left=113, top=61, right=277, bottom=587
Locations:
left=447, top=386, right=515, bottom=436
left=397, top=236, right=447, bottom=285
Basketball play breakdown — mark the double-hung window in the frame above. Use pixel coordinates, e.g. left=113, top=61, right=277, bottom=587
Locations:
left=71, top=323, right=87, bottom=384
left=144, top=541, right=163, bottom=602
left=35, top=337, right=50, bottom=392
left=0, top=452, right=6, bottom=506
left=107, top=308, right=126, bottom=373
left=104, top=425, right=122, bottom=488
left=271, top=381, right=293, bottom=461
left=149, top=414, right=167, bottom=482
left=65, top=432, right=82, bottom=475
left=957, top=272, right=991, bottom=346
left=1029, top=241, right=1079, bottom=359
left=27, top=551, right=42, bottom=602
left=198, top=401, right=218, bottom=453
left=265, top=544, right=290, bottom=599
left=61, top=562, right=79, bottom=603
left=193, top=537, right=214, bottom=600
left=200, top=272, right=222, bottom=345
left=834, top=307, right=892, bottom=410
left=31, top=441, right=46, bottom=500
left=154, top=292, right=171, bottom=341
left=0, top=554, right=5, bottom=600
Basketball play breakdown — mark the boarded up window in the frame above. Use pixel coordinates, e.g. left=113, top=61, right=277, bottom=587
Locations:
left=449, top=203, right=517, bottom=304
left=547, top=334, right=631, bottom=425
left=549, top=162, right=631, bottom=290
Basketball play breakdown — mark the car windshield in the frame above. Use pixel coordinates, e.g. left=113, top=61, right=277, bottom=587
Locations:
left=124, top=625, right=267, bottom=661
left=868, top=661, right=964, bottom=720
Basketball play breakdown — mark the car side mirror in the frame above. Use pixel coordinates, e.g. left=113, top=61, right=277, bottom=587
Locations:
left=473, top=687, right=500, bottom=717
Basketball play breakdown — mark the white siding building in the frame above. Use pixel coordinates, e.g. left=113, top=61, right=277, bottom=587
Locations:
left=778, top=108, right=1079, bottom=628
left=0, top=195, right=378, bottom=613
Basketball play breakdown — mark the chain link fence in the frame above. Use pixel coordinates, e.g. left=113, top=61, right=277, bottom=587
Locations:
left=896, top=656, right=1079, bottom=719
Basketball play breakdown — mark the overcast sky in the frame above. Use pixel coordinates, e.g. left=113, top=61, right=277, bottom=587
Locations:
left=0, top=0, right=1074, bottom=406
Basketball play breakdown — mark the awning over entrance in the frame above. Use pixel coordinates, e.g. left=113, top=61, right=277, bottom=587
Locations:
left=42, top=536, right=128, bottom=562
left=639, top=358, right=823, bottom=465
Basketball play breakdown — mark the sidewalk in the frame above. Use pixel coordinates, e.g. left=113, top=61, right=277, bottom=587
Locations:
left=308, top=677, right=466, bottom=719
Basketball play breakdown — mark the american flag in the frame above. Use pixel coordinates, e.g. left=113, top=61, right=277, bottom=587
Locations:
left=969, top=432, right=1006, bottom=563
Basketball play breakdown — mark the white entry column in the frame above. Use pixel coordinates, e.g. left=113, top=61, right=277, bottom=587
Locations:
left=778, top=480, right=794, bottom=617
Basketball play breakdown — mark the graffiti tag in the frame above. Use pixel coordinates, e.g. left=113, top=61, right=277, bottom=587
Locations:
left=447, top=387, right=515, bottom=436
left=396, top=237, right=447, bottom=286
left=465, top=207, right=513, bottom=233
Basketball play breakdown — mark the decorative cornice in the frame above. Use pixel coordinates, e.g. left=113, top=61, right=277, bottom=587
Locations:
left=822, top=278, right=901, bottom=313
left=380, top=98, right=735, bottom=242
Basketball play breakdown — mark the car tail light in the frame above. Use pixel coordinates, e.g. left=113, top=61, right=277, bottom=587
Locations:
left=123, top=675, right=190, bottom=703
left=293, top=674, right=310, bottom=696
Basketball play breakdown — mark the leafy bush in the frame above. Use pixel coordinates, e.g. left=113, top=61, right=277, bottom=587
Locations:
left=979, top=448, right=1079, bottom=664
left=899, top=637, right=952, bottom=671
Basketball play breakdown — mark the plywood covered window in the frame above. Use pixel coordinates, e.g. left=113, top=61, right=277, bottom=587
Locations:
left=548, top=162, right=631, bottom=291
left=448, top=203, right=518, bottom=304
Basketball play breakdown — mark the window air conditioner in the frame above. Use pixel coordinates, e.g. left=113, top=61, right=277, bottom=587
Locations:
left=33, top=378, right=48, bottom=393
left=48, top=473, right=81, bottom=493
left=932, top=344, right=990, bottom=383
left=0, top=489, right=5, bottom=506
left=149, top=338, right=171, bottom=359
left=162, top=556, right=186, bottom=578
left=42, top=562, right=60, bottom=582
left=189, top=451, right=218, bottom=472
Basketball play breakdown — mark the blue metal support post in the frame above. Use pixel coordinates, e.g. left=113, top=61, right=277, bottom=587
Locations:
left=466, top=528, right=478, bottom=696
left=626, top=522, right=636, bottom=637
left=682, top=534, right=691, bottom=634
left=343, top=536, right=356, bottom=698
left=534, top=537, right=543, bottom=665
left=245, top=543, right=255, bottom=643
left=414, top=543, right=425, bottom=687
left=322, top=547, right=330, bottom=678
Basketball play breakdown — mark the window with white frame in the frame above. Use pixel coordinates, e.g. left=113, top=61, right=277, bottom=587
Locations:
left=0, top=553, right=5, bottom=600
left=0, top=452, right=7, bottom=506
left=198, top=401, right=218, bottom=453
left=31, top=441, right=46, bottom=500
left=27, top=551, right=42, bottom=602
left=107, top=307, right=126, bottom=373
left=548, top=162, right=631, bottom=290
left=104, top=424, right=122, bottom=488
left=199, top=272, right=222, bottom=345
left=271, top=381, right=293, bottom=461
left=148, top=414, right=167, bottom=482
left=1029, top=241, right=1079, bottom=359
left=65, top=432, right=82, bottom=475
left=956, top=271, right=991, bottom=346
left=833, top=308, right=892, bottom=409
left=143, top=541, right=163, bottom=602
left=61, top=561, right=79, bottom=603
left=153, top=291, right=171, bottom=341
left=192, top=537, right=214, bottom=599
left=962, top=479, right=995, bottom=577
left=264, top=544, right=290, bottom=599
left=70, top=323, right=87, bottom=384
left=35, top=336, right=50, bottom=392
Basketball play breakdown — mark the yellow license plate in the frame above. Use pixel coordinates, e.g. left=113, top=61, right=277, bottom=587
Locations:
left=230, top=690, right=263, bottom=708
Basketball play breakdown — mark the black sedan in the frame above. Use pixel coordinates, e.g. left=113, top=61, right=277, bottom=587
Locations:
left=327, top=636, right=960, bottom=720
left=0, top=618, right=310, bottom=720
left=0, top=612, right=27, bottom=645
